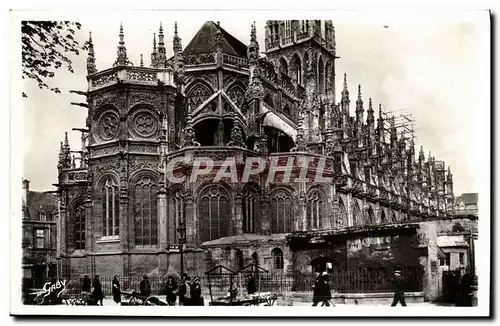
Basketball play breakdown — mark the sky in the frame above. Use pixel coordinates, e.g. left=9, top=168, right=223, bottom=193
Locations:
left=19, top=10, right=490, bottom=196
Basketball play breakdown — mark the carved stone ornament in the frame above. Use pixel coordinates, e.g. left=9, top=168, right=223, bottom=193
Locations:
left=94, top=92, right=119, bottom=108
left=94, top=160, right=121, bottom=174
left=127, top=109, right=158, bottom=139
left=129, top=157, right=160, bottom=173
left=98, top=112, right=120, bottom=141
left=128, top=92, right=158, bottom=108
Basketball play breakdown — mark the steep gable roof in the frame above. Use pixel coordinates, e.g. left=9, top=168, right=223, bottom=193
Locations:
left=24, top=191, right=58, bottom=220
left=456, top=193, right=478, bottom=205
left=183, top=21, right=248, bottom=57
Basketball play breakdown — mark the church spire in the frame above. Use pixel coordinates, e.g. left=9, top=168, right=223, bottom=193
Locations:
left=355, top=85, right=364, bottom=124
left=173, top=22, right=182, bottom=54
left=157, top=22, right=167, bottom=67
left=86, top=31, right=97, bottom=75
left=151, top=33, right=158, bottom=68
left=215, top=21, right=223, bottom=50
left=140, top=54, right=144, bottom=67
left=247, top=21, right=259, bottom=62
left=341, top=73, right=350, bottom=115
left=227, top=113, right=246, bottom=148
left=366, top=98, right=375, bottom=126
left=114, top=22, right=131, bottom=66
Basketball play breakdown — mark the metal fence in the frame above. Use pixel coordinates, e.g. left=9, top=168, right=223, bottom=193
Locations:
left=23, top=266, right=423, bottom=299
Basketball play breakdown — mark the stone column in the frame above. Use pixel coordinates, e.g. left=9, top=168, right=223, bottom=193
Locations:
left=234, top=191, right=243, bottom=235
left=299, top=192, right=307, bottom=231
left=157, top=184, right=168, bottom=249
left=346, top=193, right=353, bottom=227
left=185, top=189, right=195, bottom=245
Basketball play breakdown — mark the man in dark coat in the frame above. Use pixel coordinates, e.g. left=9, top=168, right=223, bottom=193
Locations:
left=178, top=275, right=190, bottom=306
left=165, top=276, right=178, bottom=306
left=458, top=269, right=474, bottom=307
left=390, top=267, right=407, bottom=306
left=319, top=272, right=332, bottom=306
left=92, top=275, right=104, bottom=306
left=82, top=275, right=91, bottom=293
left=247, top=275, right=257, bottom=295
left=139, top=275, right=151, bottom=297
left=190, top=278, right=203, bottom=306
left=312, top=273, right=323, bottom=306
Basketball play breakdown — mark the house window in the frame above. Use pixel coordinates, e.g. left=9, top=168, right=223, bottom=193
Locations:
left=134, top=176, right=158, bottom=246
left=102, top=178, right=119, bottom=238
left=271, top=248, right=284, bottom=270
left=235, top=250, right=244, bottom=271
left=74, top=203, right=85, bottom=250
left=270, top=189, right=293, bottom=233
left=459, top=253, right=465, bottom=265
left=199, top=186, right=230, bottom=242
left=35, top=229, right=44, bottom=248
left=39, top=212, right=46, bottom=221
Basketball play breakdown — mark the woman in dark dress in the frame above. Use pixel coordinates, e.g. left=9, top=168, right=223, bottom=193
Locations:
left=92, top=275, right=104, bottom=306
left=112, top=275, right=121, bottom=305
left=190, top=278, right=203, bottom=306
left=165, top=276, right=178, bottom=306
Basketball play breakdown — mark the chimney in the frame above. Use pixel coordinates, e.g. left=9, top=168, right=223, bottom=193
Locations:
left=22, top=179, right=29, bottom=207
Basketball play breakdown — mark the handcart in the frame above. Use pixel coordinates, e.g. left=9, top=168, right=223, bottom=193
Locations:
left=121, top=290, right=168, bottom=306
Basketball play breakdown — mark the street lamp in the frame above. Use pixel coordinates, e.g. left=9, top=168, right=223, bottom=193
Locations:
left=177, top=219, right=187, bottom=277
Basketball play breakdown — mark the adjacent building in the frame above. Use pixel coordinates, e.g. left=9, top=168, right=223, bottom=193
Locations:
left=22, top=179, right=58, bottom=287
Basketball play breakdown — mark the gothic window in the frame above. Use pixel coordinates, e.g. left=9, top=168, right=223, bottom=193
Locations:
left=134, top=176, right=158, bottom=246
left=269, top=21, right=279, bottom=43
left=352, top=201, right=361, bottom=226
left=133, top=111, right=158, bottom=138
left=283, top=20, right=292, bottom=40
left=380, top=210, right=387, bottom=224
left=270, top=189, right=293, bottom=233
left=227, top=84, right=245, bottom=108
left=367, top=207, right=375, bottom=225
left=35, top=229, right=45, bottom=249
left=335, top=198, right=348, bottom=228
left=306, top=190, right=325, bottom=230
left=101, top=178, right=119, bottom=237
left=290, top=53, right=302, bottom=85
left=279, top=58, right=288, bottom=77
left=188, top=83, right=212, bottom=109
left=242, top=187, right=259, bottom=234
left=199, top=186, right=230, bottom=242
left=235, top=250, right=244, bottom=271
left=264, top=94, right=274, bottom=108
left=170, top=189, right=185, bottom=245
left=74, top=203, right=85, bottom=250
left=391, top=211, right=397, bottom=223
left=271, top=248, right=284, bottom=270
left=98, top=112, right=119, bottom=141
left=318, top=56, right=325, bottom=94
left=303, top=52, right=310, bottom=78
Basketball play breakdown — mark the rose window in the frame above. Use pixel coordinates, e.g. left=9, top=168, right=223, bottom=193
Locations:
left=99, top=113, right=119, bottom=140
left=134, top=113, right=157, bottom=137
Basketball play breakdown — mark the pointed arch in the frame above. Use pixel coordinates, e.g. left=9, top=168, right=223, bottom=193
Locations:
left=290, top=53, right=302, bottom=85
left=69, top=199, right=85, bottom=250
left=279, top=57, right=289, bottom=77
left=169, top=186, right=185, bottom=245
left=335, top=198, right=348, bottom=228
left=306, top=188, right=326, bottom=230
left=352, top=200, right=361, bottom=226
left=226, top=83, right=246, bottom=109
left=235, top=249, right=244, bottom=271
left=198, top=185, right=231, bottom=242
left=187, top=81, right=213, bottom=110
left=270, top=188, right=294, bottom=233
left=318, top=55, right=325, bottom=94
left=380, top=209, right=387, bottom=225
left=367, top=206, right=375, bottom=225
left=271, top=248, right=284, bottom=271
left=242, top=184, right=260, bottom=234
left=303, top=51, right=310, bottom=78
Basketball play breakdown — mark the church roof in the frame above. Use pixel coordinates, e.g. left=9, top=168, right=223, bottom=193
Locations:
left=183, top=21, right=248, bottom=57
left=456, top=193, right=478, bottom=205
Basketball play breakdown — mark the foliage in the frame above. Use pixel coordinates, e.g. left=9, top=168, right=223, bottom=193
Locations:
left=21, top=21, right=89, bottom=98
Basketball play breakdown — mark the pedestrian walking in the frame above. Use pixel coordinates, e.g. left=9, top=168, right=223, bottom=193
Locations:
left=165, top=276, right=178, bottom=306
left=183, top=277, right=192, bottom=306
left=312, top=273, right=323, bottom=306
left=92, top=275, right=104, bottom=306
left=112, top=275, right=121, bottom=305
left=247, top=274, right=257, bottom=295
left=190, top=278, right=204, bottom=306
left=390, top=267, right=407, bottom=306
left=139, top=275, right=151, bottom=297
left=320, top=272, right=332, bottom=307
left=82, top=275, right=91, bottom=293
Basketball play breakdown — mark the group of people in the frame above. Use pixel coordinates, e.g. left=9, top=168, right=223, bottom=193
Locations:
left=81, top=275, right=105, bottom=306
left=164, top=274, right=203, bottom=306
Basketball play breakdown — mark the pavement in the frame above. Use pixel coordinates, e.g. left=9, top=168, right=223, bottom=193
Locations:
left=97, top=297, right=454, bottom=307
